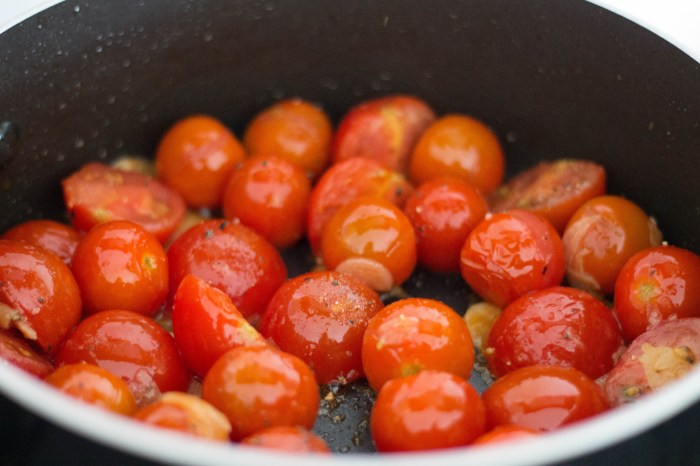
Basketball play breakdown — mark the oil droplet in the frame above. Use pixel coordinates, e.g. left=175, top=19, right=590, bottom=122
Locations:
left=74, top=137, right=85, bottom=149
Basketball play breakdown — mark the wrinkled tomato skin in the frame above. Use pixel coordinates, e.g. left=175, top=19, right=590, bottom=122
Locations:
left=1, top=220, right=80, bottom=266
left=0, top=328, right=54, bottom=378
left=613, top=246, right=700, bottom=341
left=403, top=177, right=488, bottom=273
left=259, top=271, right=383, bottom=384
left=483, top=365, right=609, bottom=432
left=241, top=426, right=331, bottom=453
left=56, top=310, right=191, bottom=394
left=460, top=210, right=565, bottom=308
left=486, top=286, right=622, bottom=379
left=370, top=370, right=486, bottom=452
left=0, top=240, right=82, bottom=356
left=167, top=219, right=287, bottom=324
left=473, top=425, right=539, bottom=445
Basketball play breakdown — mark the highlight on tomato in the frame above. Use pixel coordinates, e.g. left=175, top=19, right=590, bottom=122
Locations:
left=1, top=219, right=80, bottom=265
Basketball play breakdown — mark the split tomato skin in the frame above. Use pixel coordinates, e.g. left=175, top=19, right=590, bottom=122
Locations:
left=1, top=220, right=80, bottom=266
left=0, top=328, right=54, bottom=378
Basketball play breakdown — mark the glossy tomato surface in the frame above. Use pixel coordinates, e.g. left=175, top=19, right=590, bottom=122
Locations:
left=1, top=219, right=80, bottom=265
left=241, top=426, right=331, bottom=453
left=473, top=425, right=539, bottom=445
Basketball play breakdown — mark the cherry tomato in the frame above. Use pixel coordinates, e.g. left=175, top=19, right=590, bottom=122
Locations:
left=306, top=157, right=413, bottom=255
left=258, top=271, right=383, bottom=384
left=45, top=363, right=137, bottom=415
left=241, top=426, right=331, bottom=453
left=362, top=298, right=474, bottom=391
left=56, top=310, right=191, bottom=399
left=1, top=220, right=80, bottom=265
left=222, top=154, right=311, bottom=249
left=0, top=328, right=54, bottom=378
left=483, top=365, right=609, bottom=431
left=403, top=177, right=488, bottom=273
left=489, top=159, right=606, bottom=233
left=408, top=114, right=504, bottom=195
left=172, top=274, right=267, bottom=378
left=155, top=115, right=246, bottom=208
left=331, top=95, right=436, bottom=173
left=167, top=219, right=287, bottom=324
left=563, top=195, right=663, bottom=296
left=71, top=220, right=168, bottom=316
left=370, top=370, right=485, bottom=452
left=486, top=286, right=622, bottom=379
left=134, top=392, right=232, bottom=441
left=460, top=210, right=565, bottom=308
left=243, top=98, right=332, bottom=178
left=202, top=345, right=319, bottom=441
left=62, top=162, right=186, bottom=242
left=613, top=246, right=700, bottom=341
left=473, top=425, right=539, bottom=445
left=0, top=240, right=82, bottom=355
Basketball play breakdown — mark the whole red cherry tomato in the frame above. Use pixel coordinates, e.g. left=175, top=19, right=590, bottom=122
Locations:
left=1, top=220, right=80, bottom=265
left=167, top=219, right=287, bottom=324
left=486, top=286, right=623, bottom=379
left=62, top=162, right=186, bottom=242
left=613, top=246, right=700, bottom=341
left=258, top=270, right=383, bottom=384
left=370, top=370, right=486, bottom=452
left=403, top=177, right=488, bottom=273
left=460, top=210, right=565, bottom=308
left=241, top=426, right=331, bottom=453
left=0, top=240, right=82, bottom=355
left=331, top=95, right=436, bottom=173
left=0, top=328, right=54, bottom=378
left=155, top=115, right=246, bottom=208
left=473, top=425, right=539, bottom=445
left=483, top=365, right=609, bottom=431
left=362, top=298, right=474, bottom=391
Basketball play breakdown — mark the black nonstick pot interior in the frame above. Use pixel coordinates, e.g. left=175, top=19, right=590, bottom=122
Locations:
left=0, top=0, right=699, bottom=464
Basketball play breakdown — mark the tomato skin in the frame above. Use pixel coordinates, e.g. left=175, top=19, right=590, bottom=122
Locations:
left=613, top=246, right=700, bottom=341
left=306, top=157, right=413, bottom=255
left=155, top=115, right=246, bottom=208
left=71, top=221, right=168, bottom=316
left=486, top=286, right=622, bottom=379
left=243, top=98, right=332, bottom=178
left=202, top=346, right=319, bottom=441
left=362, top=298, right=474, bottom=391
left=45, top=363, right=137, bottom=415
left=1, top=220, right=80, bottom=265
left=408, top=114, right=504, bottom=195
left=563, top=195, right=662, bottom=296
left=0, top=328, right=54, bottom=378
left=222, top=154, right=311, bottom=249
left=403, top=177, right=488, bottom=273
left=167, top=219, right=287, bottom=324
left=370, top=370, right=486, bottom=452
left=331, top=95, right=436, bottom=174
left=473, top=425, right=539, bottom=445
left=258, top=271, right=383, bottom=384
left=62, top=162, right=186, bottom=242
left=241, top=426, right=331, bottom=453
left=489, top=159, right=606, bottom=233
left=56, top=310, right=191, bottom=397
left=483, top=365, right=609, bottom=432
left=460, top=210, right=565, bottom=308
left=0, top=240, right=82, bottom=355
left=172, top=274, right=267, bottom=378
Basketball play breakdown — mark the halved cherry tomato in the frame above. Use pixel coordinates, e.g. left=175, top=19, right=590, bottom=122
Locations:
left=45, top=363, right=137, bottom=415
left=244, top=98, right=332, bottom=178
left=0, top=328, right=54, bottom=378
left=473, top=425, right=539, bottom=445
left=460, top=210, right=565, bottom=308
left=172, top=274, right=267, bottom=378
left=306, top=157, right=413, bottom=255
left=613, top=246, right=700, bottom=341
left=241, top=426, right=331, bottom=453
left=331, top=95, right=436, bottom=173
left=486, top=286, right=623, bottom=379
left=370, top=370, right=485, bottom=452
left=62, top=162, right=186, bottom=242
left=403, top=177, right=488, bottom=273
left=489, top=159, right=606, bottom=233
left=202, top=346, right=319, bottom=441
left=362, top=298, right=474, bottom=391
left=483, top=365, right=609, bottom=431
left=563, top=195, right=663, bottom=296
left=222, top=154, right=311, bottom=249
left=0, top=240, right=82, bottom=355
left=1, top=220, right=80, bottom=265
left=155, top=115, right=246, bottom=208
left=408, top=114, right=504, bottom=195
left=258, top=270, right=383, bottom=384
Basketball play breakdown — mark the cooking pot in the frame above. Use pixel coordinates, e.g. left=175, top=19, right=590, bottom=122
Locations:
left=1, top=0, right=699, bottom=464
